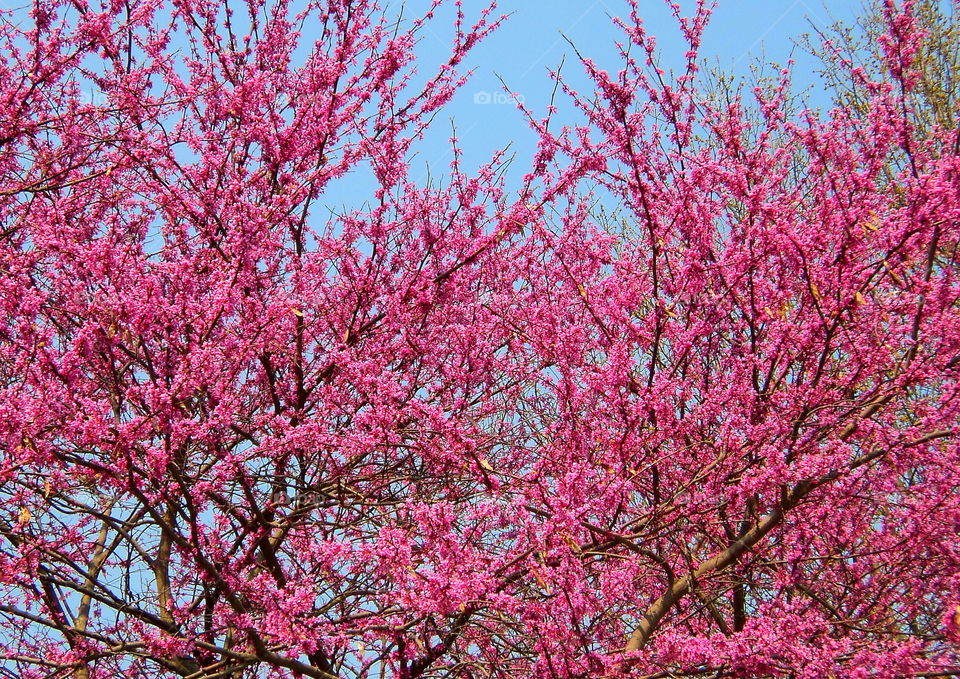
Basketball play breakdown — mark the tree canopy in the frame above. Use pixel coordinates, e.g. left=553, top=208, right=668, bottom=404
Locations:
left=1, top=1, right=958, bottom=677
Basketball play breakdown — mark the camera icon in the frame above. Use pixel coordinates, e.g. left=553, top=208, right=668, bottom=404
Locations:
left=473, top=90, right=492, bottom=105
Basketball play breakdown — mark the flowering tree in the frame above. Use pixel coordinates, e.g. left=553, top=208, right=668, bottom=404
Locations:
left=1, top=0, right=959, bottom=677
left=803, top=0, right=958, bottom=151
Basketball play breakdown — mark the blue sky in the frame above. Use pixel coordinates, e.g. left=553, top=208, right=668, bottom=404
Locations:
left=384, top=0, right=865, bottom=186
